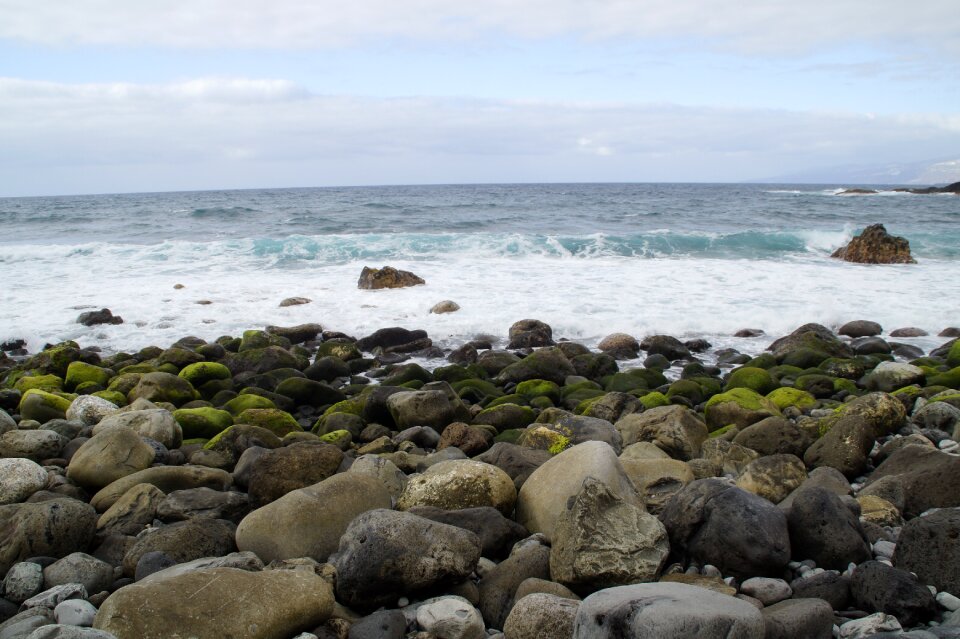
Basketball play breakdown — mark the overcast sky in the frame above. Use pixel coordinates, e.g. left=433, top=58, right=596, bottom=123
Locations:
left=1, top=0, right=958, bottom=196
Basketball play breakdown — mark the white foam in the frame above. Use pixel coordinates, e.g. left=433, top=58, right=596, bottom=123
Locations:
left=1, top=240, right=955, bottom=358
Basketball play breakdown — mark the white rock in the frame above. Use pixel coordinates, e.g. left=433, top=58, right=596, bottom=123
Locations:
left=2, top=562, right=44, bottom=604
left=0, top=458, right=49, bottom=504
left=739, top=577, right=792, bottom=605
left=838, top=613, right=902, bottom=638
left=66, top=395, right=119, bottom=426
left=416, top=596, right=486, bottom=639
left=937, top=591, right=960, bottom=612
left=54, top=599, right=98, bottom=626
left=872, top=540, right=896, bottom=559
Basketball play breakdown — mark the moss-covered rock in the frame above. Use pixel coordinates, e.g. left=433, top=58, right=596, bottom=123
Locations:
left=496, top=348, right=576, bottom=386
left=794, top=374, right=837, bottom=399
left=766, top=387, right=816, bottom=411
left=928, top=366, right=960, bottom=390
left=767, top=365, right=804, bottom=384
left=18, top=388, right=74, bottom=422
left=224, top=346, right=306, bottom=376
left=312, top=412, right=365, bottom=437
left=486, top=393, right=528, bottom=408
left=274, top=377, right=346, bottom=407
left=240, top=329, right=291, bottom=352
left=14, top=374, right=64, bottom=394
left=127, top=372, right=198, bottom=407
left=63, top=361, right=112, bottom=392
left=174, top=407, right=234, bottom=439
left=604, top=368, right=666, bottom=393
left=222, top=393, right=276, bottom=415
left=24, top=341, right=84, bottom=377
left=639, top=391, right=670, bottom=410
left=432, top=364, right=475, bottom=384
left=515, top=379, right=561, bottom=403
left=473, top=403, right=537, bottom=431
left=322, top=397, right=366, bottom=417
left=93, top=390, right=128, bottom=406
left=155, top=347, right=205, bottom=371
left=381, top=363, right=433, bottom=387
left=946, top=341, right=960, bottom=368
left=820, top=358, right=866, bottom=380
left=493, top=428, right=525, bottom=444
left=724, top=367, right=778, bottom=395
left=318, top=429, right=352, bottom=450
left=235, top=408, right=303, bottom=437
left=452, top=378, right=504, bottom=402
left=704, top=387, right=780, bottom=432
left=518, top=425, right=572, bottom=455
left=314, top=340, right=361, bottom=362
left=666, top=380, right=704, bottom=405
left=178, top=361, right=232, bottom=388
left=745, top=353, right=777, bottom=369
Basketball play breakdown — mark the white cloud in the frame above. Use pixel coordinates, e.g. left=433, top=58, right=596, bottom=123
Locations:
left=0, top=76, right=958, bottom=195
left=0, top=0, right=958, bottom=55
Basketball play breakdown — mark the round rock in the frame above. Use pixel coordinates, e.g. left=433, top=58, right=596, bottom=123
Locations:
left=504, top=592, right=580, bottom=639
left=397, top=459, right=516, bottom=515
left=0, top=458, right=50, bottom=505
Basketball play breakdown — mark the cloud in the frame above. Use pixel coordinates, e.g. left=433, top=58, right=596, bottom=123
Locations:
left=1, top=76, right=958, bottom=195
left=1, top=0, right=958, bottom=56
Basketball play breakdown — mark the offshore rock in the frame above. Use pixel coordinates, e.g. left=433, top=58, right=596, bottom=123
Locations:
left=76, top=308, right=123, bottom=326
left=831, top=223, right=916, bottom=264
left=507, top=319, right=555, bottom=349
left=357, top=265, right=425, bottom=289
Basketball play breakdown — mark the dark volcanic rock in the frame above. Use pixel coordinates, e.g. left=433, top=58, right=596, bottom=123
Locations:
left=0, top=498, right=97, bottom=575
left=831, top=223, right=916, bottom=264
left=77, top=308, right=123, bottom=326
left=247, top=442, right=344, bottom=507
left=408, top=505, right=528, bottom=559
left=893, top=508, right=960, bottom=595
left=866, top=445, right=960, bottom=517
left=357, top=327, right=429, bottom=352
left=507, top=319, right=555, bottom=349
left=640, top=334, right=691, bottom=360
left=357, top=266, right=425, bottom=289
left=786, top=487, right=870, bottom=570
left=850, top=561, right=937, bottom=627
left=660, top=478, right=790, bottom=580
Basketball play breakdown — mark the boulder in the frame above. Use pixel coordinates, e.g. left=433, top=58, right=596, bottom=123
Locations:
left=534, top=413, right=622, bottom=454
left=639, top=335, right=691, bottom=360
left=767, top=323, right=853, bottom=366
left=416, top=596, right=486, bottom=639
left=357, top=326, right=429, bottom=352
left=704, top=388, right=780, bottom=431
left=790, top=570, right=851, bottom=611
left=866, top=445, right=960, bottom=517
left=408, top=506, right=527, bottom=559
left=347, top=454, right=409, bottom=499
left=893, top=507, right=960, bottom=595
left=331, top=509, right=481, bottom=610
left=786, top=487, right=870, bottom=570
left=550, top=477, right=669, bottom=591
left=397, top=459, right=516, bottom=515
left=90, top=466, right=233, bottom=512
left=865, top=362, right=925, bottom=392
left=121, top=518, right=237, bottom=577
left=615, top=405, right=707, bottom=460
left=387, top=390, right=463, bottom=432
left=831, top=223, right=916, bottom=264
left=474, top=442, right=551, bottom=489
left=0, top=498, right=97, bottom=575
left=357, top=265, right=425, bottom=289
left=246, top=441, right=343, bottom=506
left=77, top=308, right=123, bottom=326
left=507, top=319, right=555, bottom=349
left=93, top=567, right=334, bottom=639
left=804, top=414, right=875, bottom=478
left=42, top=552, right=114, bottom=595
left=65, top=395, right=118, bottom=426
left=236, top=472, right=391, bottom=563
left=504, top=593, right=580, bottom=639
left=478, top=537, right=551, bottom=629
left=0, top=458, right=49, bottom=505
left=839, top=320, right=883, bottom=338
left=618, top=457, right=693, bottom=515
left=732, top=416, right=811, bottom=457
left=0, top=428, right=64, bottom=462
left=851, top=561, right=937, bottom=627
left=572, top=582, right=764, bottom=638
left=155, top=487, right=250, bottom=523
left=597, top=333, right=640, bottom=359
left=266, top=322, right=322, bottom=344
left=95, top=483, right=166, bottom=536
left=516, top=441, right=640, bottom=541
left=430, top=300, right=460, bottom=314
left=734, top=454, right=807, bottom=504
left=66, top=426, right=156, bottom=489
left=660, top=479, right=790, bottom=579
left=761, top=598, right=834, bottom=639
left=127, top=372, right=196, bottom=406
left=496, top=348, right=576, bottom=386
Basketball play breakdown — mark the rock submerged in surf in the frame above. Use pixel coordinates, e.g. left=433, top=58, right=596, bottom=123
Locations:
left=831, top=224, right=916, bottom=265
left=357, top=266, right=425, bottom=290
left=76, top=308, right=123, bottom=327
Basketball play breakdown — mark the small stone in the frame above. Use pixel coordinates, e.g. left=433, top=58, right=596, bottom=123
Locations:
left=739, top=577, right=792, bottom=605
left=838, top=612, right=902, bottom=638
left=0, top=458, right=50, bottom=505
left=937, top=592, right=960, bottom=612
left=279, top=297, right=311, bottom=307
left=3, top=561, right=44, bottom=603
left=415, top=596, right=485, bottom=639
left=357, top=266, right=425, bottom=290
left=430, top=300, right=460, bottom=314
left=54, top=599, right=98, bottom=626
left=22, top=583, right=88, bottom=610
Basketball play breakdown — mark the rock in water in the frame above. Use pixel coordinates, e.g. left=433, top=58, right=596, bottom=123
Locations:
left=93, top=567, right=334, bottom=639
left=357, top=266, right=425, bottom=289
left=76, top=308, right=123, bottom=326
left=831, top=224, right=916, bottom=264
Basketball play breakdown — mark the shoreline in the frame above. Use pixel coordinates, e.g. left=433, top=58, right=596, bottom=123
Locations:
left=1, top=319, right=960, bottom=637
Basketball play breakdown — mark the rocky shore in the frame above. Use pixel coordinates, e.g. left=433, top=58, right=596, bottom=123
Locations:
left=1, top=318, right=960, bottom=639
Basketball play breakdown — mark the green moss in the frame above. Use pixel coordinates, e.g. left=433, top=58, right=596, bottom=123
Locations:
left=486, top=393, right=529, bottom=408
left=64, top=361, right=112, bottom=391
left=833, top=378, right=860, bottom=395
left=704, top=387, right=771, bottom=412
left=709, top=424, right=738, bottom=438
left=174, top=407, right=234, bottom=439
left=323, top=397, right=366, bottom=417
left=107, top=373, right=142, bottom=395
left=529, top=396, right=554, bottom=410
left=18, top=389, right=74, bottom=422
left=318, top=429, right=352, bottom=450
left=92, top=390, right=127, bottom=406
left=315, top=341, right=362, bottom=361
left=574, top=394, right=605, bottom=415
left=516, top=379, right=562, bottom=403
left=766, top=387, right=817, bottom=410
left=548, top=434, right=572, bottom=455
left=667, top=379, right=704, bottom=404
left=820, top=358, right=866, bottom=380
left=201, top=427, right=231, bottom=450
left=928, top=366, right=960, bottom=390
left=178, top=361, right=232, bottom=387
left=14, top=374, right=64, bottom=394
left=182, top=437, right=209, bottom=446
left=493, top=428, right=525, bottom=444
left=119, top=363, right=159, bottom=375
left=795, top=374, right=837, bottom=398
left=452, top=378, right=504, bottom=401
left=25, top=342, right=82, bottom=377
left=561, top=380, right=603, bottom=398
left=432, top=364, right=474, bottom=384
left=768, top=365, right=805, bottom=383
left=639, top=391, right=670, bottom=409
left=240, top=329, right=289, bottom=352
left=474, top=403, right=537, bottom=431
left=222, top=393, right=276, bottom=415
left=235, top=408, right=303, bottom=437
left=560, top=388, right=606, bottom=411
left=744, top=353, right=777, bottom=369
left=382, top=363, right=433, bottom=387
left=724, top=367, right=778, bottom=395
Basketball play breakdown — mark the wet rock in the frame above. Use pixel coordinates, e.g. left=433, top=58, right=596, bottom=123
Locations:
left=507, top=319, right=555, bottom=349
left=478, top=537, right=551, bottom=630
left=839, top=320, right=883, bottom=338
left=121, top=518, right=236, bottom=578
left=619, top=457, right=693, bottom=515
left=407, top=506, right=527, bottom=559
left=347, top=609, right=407, bottom=639
left=790, top=570, right=851, bottom=610
left=597, top=333, right=640, bottom=359
left=77, top=309, right=123, bottom=326
left=866, top=445, right=960, bottom=517
left=831, top=223, right=916, bottom=264
left=66, top=426, right=156, bottom=490
left=357, top=266, right=425, bottom=289
left=3, top=561, right=44, bottom=604
left=95, top=483, right=165, bottom=537
left=430, top=300, right=460, bottom=314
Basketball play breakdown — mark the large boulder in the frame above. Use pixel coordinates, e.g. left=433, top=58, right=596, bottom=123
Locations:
left=767, top=323, right=853, bottom=366
left=127, top=372, right=197, bottom=406
left=865, top=445, right=960, bottom=517
left=0, top=428, right=65, bottom=461
left=507, top=319, right=555, bottom=349
left=387, top=390, right=465, bottom=432
left=550, top=477, right=669, bottom=592
left=893, top=507, right=960, bottom=595
left=94, top=408, right=183, bottom=449
left=619, top=457, right=693, bottom=515
left=236, top=472, right=391, bottom=563
left=615, top=405, right=707, bottom=460
left=94, top=567, right=334, bottom=639
left=331, top=509, right=481, bottom=611
left=831, top=223, right=916, bottom=264
left=396, top=459, right=517, bottom=515
left=573, top=582, right=764, bottom=638
left=121, top=518, right=237, bottom=577
left=516, top=441, right=640, bottom=542
left=357, top=265, right=425, bottom=289
left=66, top=425, right=156, bottom=489
left=660, top=478, right=790, bottom=579
left=90, top=466, right=233, bottom=512
left=735, top=454, right=807, bottom=505
left=245, top=441, right=343, bottom=506
left=357, top=326, right=430, bottom=352
left=0, top=498, right=97, bottom=575
left=803, top=414, right=875, bottom=478
left=786, top=487, right=870, bottom=570
left=864, top=362, right=925, bottom=392
left=850, top=561, right=937, bottom=627
left=496, top=348, right=576, bottom=386
left=704, top=388, right=780, bottom=431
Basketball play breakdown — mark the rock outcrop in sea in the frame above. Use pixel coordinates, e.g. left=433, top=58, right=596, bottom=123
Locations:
left=831, top=224, right=917, bottom=264
left=357, top=266, right=425, bottom=289
left=1, top=320, right=960, bottom=638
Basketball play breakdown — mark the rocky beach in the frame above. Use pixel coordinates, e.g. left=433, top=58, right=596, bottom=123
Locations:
left=2, top=311, right=960, bottom=639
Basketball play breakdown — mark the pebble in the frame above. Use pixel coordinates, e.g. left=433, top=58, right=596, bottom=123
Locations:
left=21, top=583, right=88, bottom=610
left=739, top=576, right=792, bottom=605
left=53, top=599, right=98, bottom=626
left=938, top=591, right=960, bottom=611
left=838, top=612, right=903, bottom=638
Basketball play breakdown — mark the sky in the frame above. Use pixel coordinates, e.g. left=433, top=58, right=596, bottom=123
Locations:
left=1, top=0, right=958, bottom=196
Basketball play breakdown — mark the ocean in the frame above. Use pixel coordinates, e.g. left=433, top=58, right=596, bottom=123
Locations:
left=1, top=183, right=957, bottom=362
